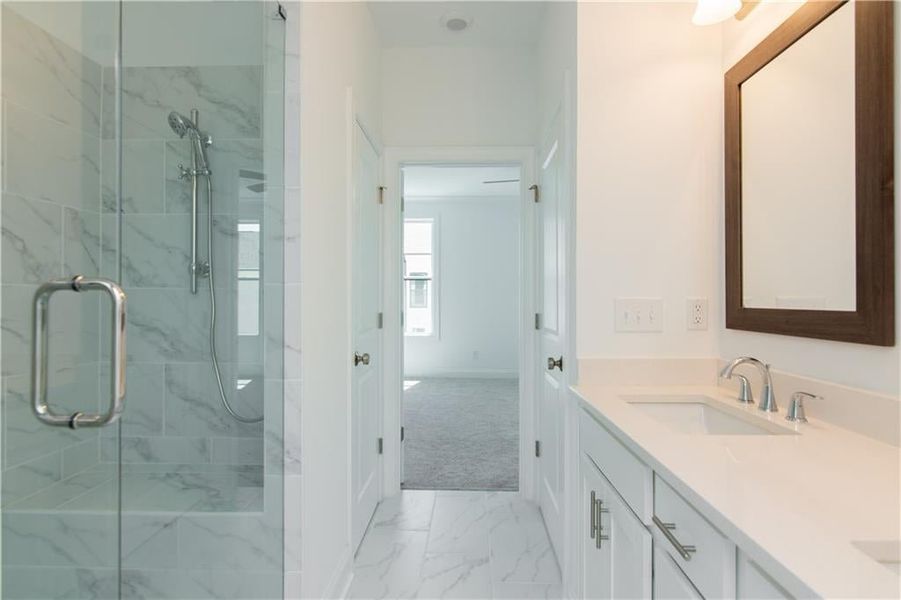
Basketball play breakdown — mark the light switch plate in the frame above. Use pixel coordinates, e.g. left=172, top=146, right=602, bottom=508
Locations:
left=615, top=298, right=664, bottom=332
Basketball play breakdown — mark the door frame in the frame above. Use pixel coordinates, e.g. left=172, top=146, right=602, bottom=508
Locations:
left=380, top=146, right=538, bottom=500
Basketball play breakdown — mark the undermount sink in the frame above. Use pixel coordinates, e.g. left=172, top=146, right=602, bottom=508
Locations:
left=623, top=395, right=797, bottom=436
left=853, top=540, right=901, bottom=575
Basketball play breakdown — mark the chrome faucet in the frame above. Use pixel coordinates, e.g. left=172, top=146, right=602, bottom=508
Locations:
left=720, top=356, right=777, bottom=412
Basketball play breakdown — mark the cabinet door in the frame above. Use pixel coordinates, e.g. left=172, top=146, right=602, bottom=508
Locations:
left=604, top=473, right=652, bottom=599
left=654, top=548, right=703, bottom=600
left=737, top=553, right=792, bottom=599
left=582, top=454, right=611, bottom=599
left=581, top=454, right=652, bottom=599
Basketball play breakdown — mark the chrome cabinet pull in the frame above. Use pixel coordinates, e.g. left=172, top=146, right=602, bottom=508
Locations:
left=653, top=516, right=697, bottom=561
left=32, top=276, right=127, bottom=429
left=595, top=496, right=609, bottom=549
left=354, top=352, right=370, bottom=366
left=590, top=491, right=597, bottom=539
left=547, top=356, right=563, bottom=371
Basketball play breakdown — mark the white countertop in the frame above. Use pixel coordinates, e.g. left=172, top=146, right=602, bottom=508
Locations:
left=572, top=383, right=901, bottom=599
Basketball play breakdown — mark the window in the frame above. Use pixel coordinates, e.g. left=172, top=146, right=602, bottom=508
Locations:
left=404, top=218, right=437, bottom=336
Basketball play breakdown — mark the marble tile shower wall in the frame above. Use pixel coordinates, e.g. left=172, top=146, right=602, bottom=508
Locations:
left=97, top=63, right=269, bottom=477
left=1, top=7, right=107, bottom=508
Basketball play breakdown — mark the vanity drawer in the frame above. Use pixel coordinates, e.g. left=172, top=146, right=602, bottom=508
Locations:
left=579, top=408, right=652, bottom=523
left=654, top=475, right=736, bottom=599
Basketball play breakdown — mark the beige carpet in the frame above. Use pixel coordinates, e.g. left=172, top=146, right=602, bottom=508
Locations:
left=402, top=377, right=518, bottom=491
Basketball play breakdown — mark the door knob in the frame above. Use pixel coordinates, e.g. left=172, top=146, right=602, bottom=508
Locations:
left=354, top=352, right=370, bottom=366
left=547, top=356, right=563, bottom=371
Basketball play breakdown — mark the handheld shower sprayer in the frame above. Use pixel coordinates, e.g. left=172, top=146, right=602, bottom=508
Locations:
left=167, top=110, right=210, bottom=173
left=168, top=107, right=261, bottom=424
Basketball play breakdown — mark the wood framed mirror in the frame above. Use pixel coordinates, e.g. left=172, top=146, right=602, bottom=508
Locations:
left=725, top=0, right=895, bottom=346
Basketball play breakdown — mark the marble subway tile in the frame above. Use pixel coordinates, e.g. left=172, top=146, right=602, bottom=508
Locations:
left=1, top=7, right=103, bottom=136
left=3, top=366, right=99, bottom=469
left=115, top=362, right=165, bottom=436
left=283, top=378, right=302, bottom=476
left=178, top=514, right=282, bottom=571
left=61, top=438, right=100, bottom=479
left=114, top=65, right=263, bottom=140
left=124, top=288, right=210, bottom=363
left=176, top=569, right=283, bottom=600
left=492, top=582, right=563, bottom=599
left=63, top=207, right=102, bottom=277
left=165, top=363, right=262, bottom=437
left=263, top=378, right=285, bottom=472
left=101, top=139, right=166, bottom=214
left=165, top=138, right=263, bottom=215
left=1, top=452, right=62, bottom=506
left=2, top=566, right=117, bottom=599
left=122, top=214, right=193, bottom=288
left=122, top=514, right=179, bottom=569
left=1, top=194, right=62, bottom=283
left=2, top=512, right=116, bottom=567
left=3, top=102, right=101, bottom=212
left=211, top=437, right=264, bottom=465
left=102, top=436, right=211, bottom=464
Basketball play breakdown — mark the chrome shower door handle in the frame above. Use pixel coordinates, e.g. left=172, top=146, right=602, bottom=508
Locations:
left=32, top=276, right=127, bottom=429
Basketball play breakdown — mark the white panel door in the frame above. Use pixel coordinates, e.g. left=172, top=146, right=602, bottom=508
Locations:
left=537, top=115, right=567, bottom=556
left=351, top=123, right=382, bottom=552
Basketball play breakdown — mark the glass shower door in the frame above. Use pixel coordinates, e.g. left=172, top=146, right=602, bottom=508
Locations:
left=115, top=2, right=286, bottom=598
left=1, top=2, right=124, bottom=598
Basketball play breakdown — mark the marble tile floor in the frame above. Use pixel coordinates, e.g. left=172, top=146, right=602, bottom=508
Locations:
left=348, top=491, right=562, bottom=600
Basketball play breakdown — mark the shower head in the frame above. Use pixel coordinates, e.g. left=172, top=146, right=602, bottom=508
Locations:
left=168, top=110, right=210, bottom=172
left=168, top=111, right=197, bottom=139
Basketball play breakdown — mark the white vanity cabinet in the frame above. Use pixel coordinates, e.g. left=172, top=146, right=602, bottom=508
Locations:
left=653, top=546, right=703, bottom=600
left=737, top=552, right=792, bottom=600
left=579, top=407, right=787, bottom=600
left=580, top=454, right=652, bottom=599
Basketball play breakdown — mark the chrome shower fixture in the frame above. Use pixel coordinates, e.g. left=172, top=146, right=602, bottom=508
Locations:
left=168, top=108, right=262, bottom=424
left=168, top=109, right=211, bottom=173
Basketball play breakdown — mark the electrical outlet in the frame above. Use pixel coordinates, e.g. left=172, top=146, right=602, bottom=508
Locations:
left=686, top=298, right=708, bottom=330
left=615, top=298, right=664, bottom=332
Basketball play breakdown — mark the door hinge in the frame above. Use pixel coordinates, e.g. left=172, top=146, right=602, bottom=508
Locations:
left=378, top=185, right=385, bottom=204
left=401, top=427, right=405, bottom=442
left=535, top=440, right=541, bottom=458
left=534, top=313, right=541, bottom=330
left=378, top=437, right=384, bottom=454
left=529, top=184, right=539, bottom=203
left=377, top=312, right=384, bottom=329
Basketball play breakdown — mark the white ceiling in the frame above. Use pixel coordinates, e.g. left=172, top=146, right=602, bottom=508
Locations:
left=403, top=165, right=522, bottom=198
left=368, top=2, right=548, bottom=48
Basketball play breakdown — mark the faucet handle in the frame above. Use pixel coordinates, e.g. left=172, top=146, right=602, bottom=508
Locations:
left=786, top=391, right=819, bottom=423
left=734, top=374, right=754, bottom=404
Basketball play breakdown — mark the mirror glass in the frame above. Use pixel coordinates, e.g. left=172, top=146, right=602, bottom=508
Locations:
left=741, top=2, right=856, bottom=311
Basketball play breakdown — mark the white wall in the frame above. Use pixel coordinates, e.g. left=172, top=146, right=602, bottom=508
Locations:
left=299, top=2, right=381, bottom=596
left=575, top=2, right=722, bottom=360
left=718, top=2, right=901, bottom=395
left=404, top=197, right=520, bottom=378
left=381, top=45, right=538, bottom=146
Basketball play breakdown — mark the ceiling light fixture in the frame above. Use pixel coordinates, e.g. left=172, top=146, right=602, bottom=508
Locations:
left=440, top=13, right=473, bottom=33
left=692, top=0, right=742, bottom=26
